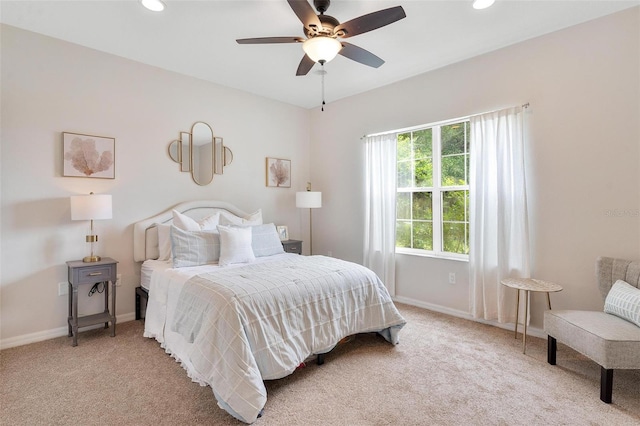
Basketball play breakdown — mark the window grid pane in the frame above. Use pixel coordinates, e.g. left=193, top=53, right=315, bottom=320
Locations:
left=395, top=121, right=469, bottom=256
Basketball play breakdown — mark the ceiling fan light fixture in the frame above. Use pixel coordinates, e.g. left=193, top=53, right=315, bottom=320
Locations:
left=141, top=0, right=165, bottom=12
left=303, top=37, right=342, bottom=64
left=472, top=0, right=495, bottom=9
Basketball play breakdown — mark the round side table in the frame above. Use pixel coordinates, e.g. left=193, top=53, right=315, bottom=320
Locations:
left=500, top=278, right=563, bottom=354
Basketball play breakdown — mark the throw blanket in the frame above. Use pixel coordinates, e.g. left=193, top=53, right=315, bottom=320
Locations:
left=171, top=255, right=406, bottom=423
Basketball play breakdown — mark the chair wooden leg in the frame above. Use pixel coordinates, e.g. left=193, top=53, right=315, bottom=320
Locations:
left=547, top=336, right=557, bottom=365
left=600, top=367, right=613, bottom=403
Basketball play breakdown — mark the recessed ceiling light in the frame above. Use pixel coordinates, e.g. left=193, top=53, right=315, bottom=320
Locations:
left=141, top=0, right=166, bottom=12
left=473, top=0, right=495, bottom=10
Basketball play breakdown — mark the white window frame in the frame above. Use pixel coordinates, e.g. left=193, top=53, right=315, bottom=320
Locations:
left=395, top=117, right=470, bottom=261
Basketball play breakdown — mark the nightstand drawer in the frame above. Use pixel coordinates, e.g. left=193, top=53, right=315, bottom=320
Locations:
left=282, top=240, right=302, bottom=254
left=71, top=264, right=116, bottom=285
left=284, top=243, right=301, bottom=253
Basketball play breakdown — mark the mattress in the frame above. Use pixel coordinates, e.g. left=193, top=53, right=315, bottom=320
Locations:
left=140, top=259, right=171, bottom=290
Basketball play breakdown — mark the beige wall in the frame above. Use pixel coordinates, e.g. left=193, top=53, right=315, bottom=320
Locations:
left=0, top=25, right=311, bottom=347
left=2, top=7, right=639, bottom=347
left=308, top=8, right=640, bottom=330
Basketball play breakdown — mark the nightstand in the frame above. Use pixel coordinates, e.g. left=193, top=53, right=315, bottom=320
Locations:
left=282, top=239, right=303, bottom=254
left=66, top=257, right=118, bottom=346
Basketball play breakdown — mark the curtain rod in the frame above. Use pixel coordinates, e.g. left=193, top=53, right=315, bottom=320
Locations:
left=362, top=102, right=530, bottom=139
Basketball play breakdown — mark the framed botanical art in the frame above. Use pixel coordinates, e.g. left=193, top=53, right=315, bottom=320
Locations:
left=63, top=132, right=115, bottom=179
left=266, top=157, right=291, bottom=188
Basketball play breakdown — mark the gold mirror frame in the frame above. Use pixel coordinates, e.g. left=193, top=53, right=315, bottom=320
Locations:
left=168, top=121, right=233, bottom=186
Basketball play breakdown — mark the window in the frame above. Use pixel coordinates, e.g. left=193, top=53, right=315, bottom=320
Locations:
left=396, top=119, right=470, bottom=258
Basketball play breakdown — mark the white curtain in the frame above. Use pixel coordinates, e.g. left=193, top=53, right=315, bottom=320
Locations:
left=364, top=133, right=397, bottom=296
left=469, top=106, right=530, bottom=323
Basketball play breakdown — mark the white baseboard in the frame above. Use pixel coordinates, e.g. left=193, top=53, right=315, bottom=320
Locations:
left=2, top=298, right=547, bottom=350
left=393, top=295, right=546, bottom=339
left=0, top=312, right=137, bottom=350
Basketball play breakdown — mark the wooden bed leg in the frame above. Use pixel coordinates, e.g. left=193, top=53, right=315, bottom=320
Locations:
left=135, top=287, right=141, bottom=321
left=600, top=367, right=613, bottom=403
left=316, top=354, right=324, bottom=365
left=547, top=335, right=557, bottom=365
left=135, top=286, right=148, bottom=321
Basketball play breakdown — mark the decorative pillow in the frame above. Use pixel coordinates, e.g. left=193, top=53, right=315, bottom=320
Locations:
left=172, top=210, right=219, bottom=231
left=604, top=279, right=640, bottom=327
left=251, top=223, right=285, bottom=257
left=157, top=224, right=172, bottom=261
left=217, top=225, right=256, bottom=266
left=170, top=225, right=221, bottom=268
left=219, top=209, right=263, bottom=226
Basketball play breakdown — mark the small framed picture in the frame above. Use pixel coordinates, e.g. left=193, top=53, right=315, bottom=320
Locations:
left=266, top=157, right=291, bottom=188
left=276, top=225, right=289, bottom=241
left=63, top=132, right=115, bottom=179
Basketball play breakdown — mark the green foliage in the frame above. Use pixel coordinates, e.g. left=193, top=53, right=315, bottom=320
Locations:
left=443, top=223, right=469, bottom=254
left=396, top=192, right=411, bottom=220
left=395, top=121, right=470, bottom=255
left=442, top=190, right=469, bottom=254
left=397, top=133, right=412, bottom=161
left=396, top=221, right=411, bottom=248
left=413, top=129, right=432, bottom=159
left=441, top=122, right=469, bottom=187
left=397, top=161, right=412, bottom=188
left=413, top=221, right=433, bottom=250
left=412, top=192, right=432, bottom=220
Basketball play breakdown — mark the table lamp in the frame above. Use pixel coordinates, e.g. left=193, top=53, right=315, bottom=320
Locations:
left=296, top=182, right=322, bottom=255
left=70, top=192, right=112, bottom=262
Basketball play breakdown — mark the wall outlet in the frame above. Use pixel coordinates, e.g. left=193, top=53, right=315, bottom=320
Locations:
left=58, top=282, right=68, bottom=296
left=327, top=251, right=333, bottom=257
left=116, top=274, right=122, bottom=287
left=448, top=272, right=456, bottom=284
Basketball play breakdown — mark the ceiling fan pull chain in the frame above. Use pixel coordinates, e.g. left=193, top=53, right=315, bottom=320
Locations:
left=321, top=63, right=326, bottom=112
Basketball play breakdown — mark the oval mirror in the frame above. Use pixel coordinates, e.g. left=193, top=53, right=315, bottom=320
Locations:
left=191, top=121, right=214, bottom=185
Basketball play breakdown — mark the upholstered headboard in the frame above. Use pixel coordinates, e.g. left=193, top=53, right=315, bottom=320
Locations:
left=596, top=256, right=640, bottom=300
left=133, top=200, right=249, bottom=262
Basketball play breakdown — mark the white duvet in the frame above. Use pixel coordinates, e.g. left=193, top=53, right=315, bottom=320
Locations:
left=144, top=254, right=406, bottom=423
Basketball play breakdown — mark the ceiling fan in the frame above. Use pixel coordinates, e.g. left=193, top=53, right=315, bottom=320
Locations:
left=236, top=0, right=406, bottom=76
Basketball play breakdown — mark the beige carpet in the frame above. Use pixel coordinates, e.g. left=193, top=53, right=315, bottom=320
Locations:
left=1, top=304, right=638, bottom=425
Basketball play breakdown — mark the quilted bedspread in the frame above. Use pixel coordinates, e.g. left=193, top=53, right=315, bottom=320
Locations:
left=170, top=255, right=406, bottom=423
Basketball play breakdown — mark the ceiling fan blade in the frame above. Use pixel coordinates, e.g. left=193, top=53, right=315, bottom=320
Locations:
left=236, top=36, right=304, bottom=44
left=334, top=6, right=406, bottom=39
left=339, top=42, right=384, bottom=68
left=296, top=54, right=315, bottom=76
left=287, top=0, right=322, bottom=30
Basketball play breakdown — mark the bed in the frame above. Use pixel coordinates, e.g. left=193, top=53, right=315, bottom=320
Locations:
left=133, top=200, right=406, bottom=423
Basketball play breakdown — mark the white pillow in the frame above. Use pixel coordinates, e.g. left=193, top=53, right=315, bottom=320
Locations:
left=217, top=225, right=256, bottom=266
left=172, top=210, right=220, bottom=231
left=170, top=225, right=221, bottom=268
left=251, top=223, right=285, bottom=257
left=157, top=224, right=172, bottom=261
left=219, top=209, right=263, bottom=226
left=604, top=279, right=640, bottom=327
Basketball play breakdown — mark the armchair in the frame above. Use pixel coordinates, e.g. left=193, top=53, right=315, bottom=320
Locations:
left=544, top=257, right=640, bottom=403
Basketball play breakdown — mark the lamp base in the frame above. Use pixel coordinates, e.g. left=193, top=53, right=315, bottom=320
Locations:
left=83, top=255, right=101, bottom=263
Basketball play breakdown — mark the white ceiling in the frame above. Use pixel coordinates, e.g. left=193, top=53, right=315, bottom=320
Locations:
left=1, top=0, right=638, bottom=109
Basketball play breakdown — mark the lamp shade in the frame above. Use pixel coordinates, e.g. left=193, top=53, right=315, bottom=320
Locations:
left=296, top=191, right=322, bottom=209
left=302, top=37, right=342, bottom=63
left=70, top=194, right=112, bottom=221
